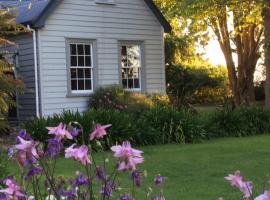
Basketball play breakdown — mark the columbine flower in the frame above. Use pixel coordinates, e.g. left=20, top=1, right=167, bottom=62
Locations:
left=27, top=166, right=43, bottom=178
left=0, top=177, right=25, bottom=199
left=131, top=170, right=143, bottom=187
left=14, top=136, right=39, bottom=165
left=119, top=193, right=136, bottom=200
left=46, top=123, right=73, bottom=140
left=96, top=166, right=107, bottom=181
left=71, top=128, right=80, bottom=137
left=16, top=130, right=33, bottom=144
left=154, top=175, right=167, bottom=186
left=111, top=141, right=144, bottom=171
left=151, top=194, right=165, bottom=200
left=63, top=189, right=77, bottom=200
left=225, top=171, right=253, bottom=199
left=65, top=144, right=91, bottom=165
left=46, top=138, right=63, bottom=157
left=255, top=191, right=270, bottom=200
left=100, top=182, right=116, bottom=197
left=90, top=124, right=112, bottom=140
left=74, top=172, right=89, bottom=186
left=225, top=171, right=243, bottom=188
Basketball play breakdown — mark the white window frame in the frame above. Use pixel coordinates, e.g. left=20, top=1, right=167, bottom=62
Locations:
left=67, top=41, right=94, bottom=95
left=120, top=43, right=142, bottom=91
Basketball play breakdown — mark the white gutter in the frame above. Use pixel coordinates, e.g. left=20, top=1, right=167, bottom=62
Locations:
left=27, top=25, right=40, bottom=118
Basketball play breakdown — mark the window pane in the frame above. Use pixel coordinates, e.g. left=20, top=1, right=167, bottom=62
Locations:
left=71, top=80, right=77, bottom=90
left=77, top=68, right=84, bottom=78
left=78, top=80, right=84, bottom=90
left=85, top=56, right=91, bottom=66
left=133, top=68, right=139, bottom=78
left=128, top=79, right=134, bottom=89
left=85, top=45, right=91, bottom=55
left=70, top=56, right=77, bottom=66
left=128, top=68, right=134, bottom=78
left=70, top=44, right=77, bottom=55
left=121, top=46, right=127, bottom=67
left=85, top=68, right=91, bottom=78
left=122, top=68, right=128, bottom=79
left=134, top=78, right=140, bottom=88
left=78, top=56, right=85, bottom=66
left=128, top=45, right=140, bottom=68
left=78, top=44, right=84, bottom=55
left=122, top=79, right=127, bottom=88
left=70, top=68, right=77, bottom=79
left=85, top=79, right=92, bottom=90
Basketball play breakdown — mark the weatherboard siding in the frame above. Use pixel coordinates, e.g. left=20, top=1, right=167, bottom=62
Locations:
left=5, top=33, right=36, bottom=120
left=38, top=0, right=166, bottom=117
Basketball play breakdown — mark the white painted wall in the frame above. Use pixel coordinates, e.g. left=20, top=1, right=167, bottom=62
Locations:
left=38, top=0, right=166, bottom=117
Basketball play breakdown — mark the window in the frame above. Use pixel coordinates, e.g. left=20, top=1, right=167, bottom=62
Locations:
left=120, top=44, right=141, bottom=90
left=68, top=42, right=93, bottom=94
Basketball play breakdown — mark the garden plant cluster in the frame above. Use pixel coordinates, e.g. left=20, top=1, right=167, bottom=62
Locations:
left=0, top=122, right=167, bottom=200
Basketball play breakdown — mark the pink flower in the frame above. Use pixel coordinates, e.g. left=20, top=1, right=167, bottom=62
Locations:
left=225, top=171, right=253, bottom=199
left=14, top=137, right=39, bottom=165
left=0, top=178, right=25, bottom=199
left=255, top=191, right=270, bottom=200
left=111, top=141, right=144, bottom=171
left=46, top=123, right=73, bottom=140
left=225, top=171, right=243, bottom=188
left=65, top=144, right=91, bottom=165
left=90, top=124, right=112, bottom=140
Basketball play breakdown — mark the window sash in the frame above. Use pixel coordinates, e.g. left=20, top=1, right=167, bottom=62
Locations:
left=69, top=43, right=94, bottom=93
left=120, top=44, right=142, bottom=90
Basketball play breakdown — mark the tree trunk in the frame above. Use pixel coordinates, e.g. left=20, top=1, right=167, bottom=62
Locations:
left=264, top=1, right=270, bottom=108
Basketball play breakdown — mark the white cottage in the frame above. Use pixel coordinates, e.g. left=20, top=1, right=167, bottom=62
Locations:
left=0, top=0, right=171, bottom=121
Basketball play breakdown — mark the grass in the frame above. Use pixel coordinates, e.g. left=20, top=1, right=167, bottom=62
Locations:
left=8, top=135, right=270, bottom=200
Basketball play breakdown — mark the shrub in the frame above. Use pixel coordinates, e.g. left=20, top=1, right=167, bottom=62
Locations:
left=0, top=149, right=7, bottom=180
left=136, top=104, right=205, bottom=145
left=23, top=109, right=137, bottom=148
left=206, top=106, right=270, bottom=138
left=88, top=85, right=170, bottom=116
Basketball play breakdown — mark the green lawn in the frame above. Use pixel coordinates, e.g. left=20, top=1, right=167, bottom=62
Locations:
left=8, top=135, right=270, bottom=200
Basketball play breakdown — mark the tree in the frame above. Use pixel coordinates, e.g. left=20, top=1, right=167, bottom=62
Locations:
left=263, top=0, right=270, bottom=108
left=0, top=9, right=25, bottom=130
left=156, top=0, right=264, bottom=106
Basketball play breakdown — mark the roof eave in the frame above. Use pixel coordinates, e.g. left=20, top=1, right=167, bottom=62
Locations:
left=143, top=0, right=172, bottom=33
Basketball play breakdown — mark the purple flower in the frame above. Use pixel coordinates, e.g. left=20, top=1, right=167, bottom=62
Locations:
left=74, top=173, right=89, bottom=186
left=0, top=177, right=25, bottom=199
left=71, top=128, right=80, bottom=137
left=63, top=189, right=77, bottom=200
left=100, top=183, right=115, bottom=197
left=255, top=190, right=270, bottom=200
left=96, top=166, right=107, bottom=181
left=46, top=138, right=63, bottom=157
left=152, top=194, right=165, bottom=200
left=16, top=130, right=33, bottom=144
left=154, top=175, right=167, bottom=186
left=27, top=166, right=43, bottom=178
left=131, top=170, right=143, bottom=187
left=119, top=193, right=136, bottom=200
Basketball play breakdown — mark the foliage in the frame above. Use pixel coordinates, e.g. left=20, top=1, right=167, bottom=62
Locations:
left=136, top=104, right=205, bottom=145
left=89, top=85, right=170, bottom=115
left=2, top=124, right=167, bottom=200
left=205, top=106, right=270, bottom=138
left=0, top=149, right=7, bottom=180
left=166, top=62, right=228, bottom=106
left=0, top=10, right=26, bottom=130
left=23, top=109, right=137, bottom=148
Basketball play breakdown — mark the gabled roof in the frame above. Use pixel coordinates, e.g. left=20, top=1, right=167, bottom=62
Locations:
left=0, top=0, right=172, bottom=33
